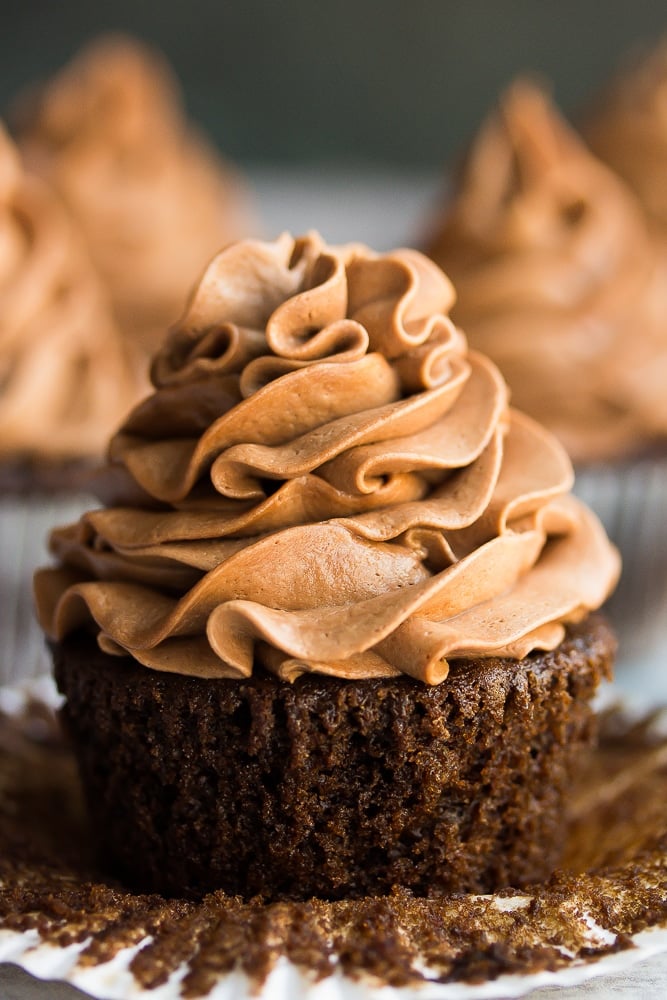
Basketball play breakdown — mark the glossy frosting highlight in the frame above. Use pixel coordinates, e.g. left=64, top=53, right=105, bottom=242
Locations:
left=35, top=233, right=619, bottom=683
left=15, top=34, right=253, bottom=351
left=426, top=81, right=667, bottom=462
left=0, top=124, right=145, bottom=460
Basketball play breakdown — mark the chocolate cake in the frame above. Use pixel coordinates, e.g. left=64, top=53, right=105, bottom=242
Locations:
left=54, top=616, right=614, bottom=901
left=1, top=697, right=667, bottom=996
left=35, top=233, right=620, bottom=902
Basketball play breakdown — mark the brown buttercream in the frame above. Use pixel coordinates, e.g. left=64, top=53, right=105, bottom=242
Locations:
left=426, top=81, right=667, bottom=463
left=34, top=233, right=619, bottom=682
left=14, top=34, right=253, bottom=352
left=0, top=124, right=146, bottom=460
left=585, top=40, right=667, bottom=229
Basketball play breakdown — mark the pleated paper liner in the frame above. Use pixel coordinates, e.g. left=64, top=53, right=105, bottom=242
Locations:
left=0, top=495, right=91, bottom=686
left=574, top=452, right=667, bottom=688
left=0, top=688, right=665, bottom=999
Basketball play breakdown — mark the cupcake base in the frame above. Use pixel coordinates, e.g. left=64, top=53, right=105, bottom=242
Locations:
left=0, top=455, right=96, bottom=495
left=53, top=616, right=615, bottom=902
left=3, top=689, right=667, bottom=998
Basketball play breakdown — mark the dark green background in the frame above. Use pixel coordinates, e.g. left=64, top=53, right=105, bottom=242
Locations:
left=1, top=0, right=666, bottom=167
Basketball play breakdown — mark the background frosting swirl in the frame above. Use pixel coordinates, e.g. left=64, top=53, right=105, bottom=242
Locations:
left=425, top=81, right=667, bottom=462
left=35, top=232, right=619, bottom=683
left=14, top=34, right=253, bottom=353
left=0, top=124, right=145, bottom=460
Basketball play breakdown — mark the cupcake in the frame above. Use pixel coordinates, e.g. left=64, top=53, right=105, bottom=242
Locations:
left=13, top=34, right=254, bottom=354
left=0, top=123, right=145, bottom=490
left=584, top=40, right=667, bottom=232
left=0, top=123, right=147, bottom=683
left=35, top=233, right=619, bottom=902
left=423, top=81, right=667, bottom=676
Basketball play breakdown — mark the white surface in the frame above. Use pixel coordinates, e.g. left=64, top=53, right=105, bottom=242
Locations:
left=248, top=165, right=441, bottom=250
left=1, top=167, right=666, bottom=998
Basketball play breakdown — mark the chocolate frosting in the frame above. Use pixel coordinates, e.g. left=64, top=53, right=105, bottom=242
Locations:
left=34, top=233, right=619, bottom=682
left=0, top=124, right=146, bottom=460
left=585, top=40, right=667, bottom=229
left=426, top=81, right=667, bottom=462
left=14, top=34, right=253, bottom=351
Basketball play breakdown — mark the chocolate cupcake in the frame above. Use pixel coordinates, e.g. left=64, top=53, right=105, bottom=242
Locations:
left=0, top=123, right=147, bottom=684
left=423, top=81, right=667, bottom=679
left=13, top=34, right=254, bottom=355
left=35, top=233, right=619, bottom=901
left=0, top=123, right=145, bottom=490
left=424, top=81, right=667, bottom=464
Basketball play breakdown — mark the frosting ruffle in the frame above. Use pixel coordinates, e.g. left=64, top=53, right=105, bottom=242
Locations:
left=425, top=81, right=667, bottom=462
left=34, top=233, right=620, bottom=683
left=0, top=124, right=146, bottom=460
left=14, top=34, right=253, bottom=352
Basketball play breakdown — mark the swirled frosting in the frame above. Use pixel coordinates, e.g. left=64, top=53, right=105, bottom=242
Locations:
left=14, top=34, right=253, bottom=352
left=34, top=233, right=619, bottom=683
left=425, top=81, right=667, bottom=463
left=585, top=41, right=667, bottom=229
left=0, top=124, right=146, bottom=460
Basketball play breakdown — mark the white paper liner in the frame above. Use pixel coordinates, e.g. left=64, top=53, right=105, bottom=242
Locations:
left=0, top=495, right=92, bottom=686
left=0, top=918, right=666, bottom=999
left=573, top=454, right=667, bottom=689
left=0, top=686, right=664, bottom=999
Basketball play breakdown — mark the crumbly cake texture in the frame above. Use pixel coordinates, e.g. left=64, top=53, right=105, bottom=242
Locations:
left=53, top=615, right=614, bottom=902
left=0, top=689, right=666, bottom=995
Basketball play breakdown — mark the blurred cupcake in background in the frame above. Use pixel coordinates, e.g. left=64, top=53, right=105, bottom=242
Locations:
left=0, top=124, right=145, bottom=489
left=0, top=123, right=147, bottom=682
left=422, top=81, right=667, bottom=682
left=583, top=40, right=667, bottom=233
left=12, top=34, right=255, bottom=355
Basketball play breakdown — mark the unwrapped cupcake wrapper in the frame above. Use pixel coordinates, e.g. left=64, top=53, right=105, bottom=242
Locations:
left=1, top=929, right=667, bottom=1000
left=0, top=494, right=92, bottom=686
left=0, top=687, right=667, bottom=999
left=574, top=453, right=667, bottom=681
